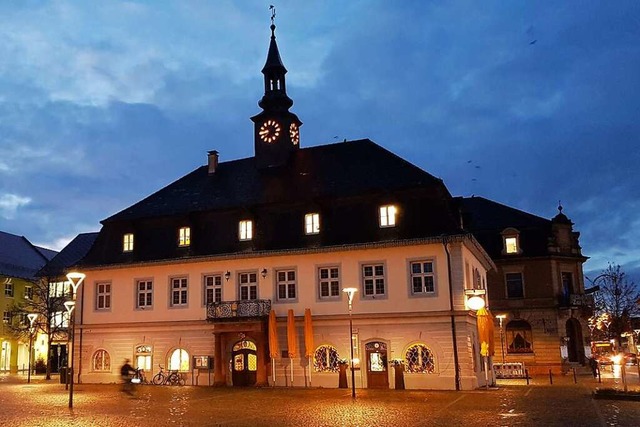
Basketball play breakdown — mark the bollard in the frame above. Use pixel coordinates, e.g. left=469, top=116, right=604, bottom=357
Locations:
left=525, top=369, right=530, bottom=385
left=597, top=367, right=601, bottom=383
left=573, top=368, right=577, bottom=384
left=549, top=369, right=553, bottom=385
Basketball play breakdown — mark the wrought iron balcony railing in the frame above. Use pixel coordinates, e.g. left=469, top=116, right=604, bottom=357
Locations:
left=206, top=299, right=271, bottom=322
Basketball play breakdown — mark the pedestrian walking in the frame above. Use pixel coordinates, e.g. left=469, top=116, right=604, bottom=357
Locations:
left=120, top=359, right=135, bottom=395
left=588, top=356, right=598, bottom=377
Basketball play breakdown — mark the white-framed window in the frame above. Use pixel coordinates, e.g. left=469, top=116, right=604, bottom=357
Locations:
left=305, top=213, right=320, bottom=235
left=204, top=274, right=222, bottom=305
left=170, top=277, right=188, bottom=307
left=135, top=345, right=152, bottom=371
left=501, top=228, right=521, bottom=255
left=52, top=311, right=69, bottom=328
left=362, top=263, right=386, bottom=297
left=239, top=220, right=253, bottom=241
left=313, top=345, right=341, bottom=372
left=95, top=282, right=111, bottom=310
left=404, top=344, right=436, bottom=374
left=505, top=272, right=524, bottom=298
left=92, top=349, right=111, bottom=372
left=2, top=311, right=10, bottom=323
left=318, top=266, right=341, bottom=300
left=238, top=272, right=258, bottom=300
left=123, top=233, right=134, bottom=252
left=169, top=348, right=190, bottom=372
left=276, top=269, right=297, bottom=301
left=379, top=205, right=397, bottom=227
left=136, top=279, right=153, bottom=309
left=4, top=280, right=13, bottom=297
left=24, top=286, right=33, bottom=300
left=178, top=226, right=191, bottom=247
left=49, top=281, right=70, bottom=298
left=410, top=260, right=436, bottom=295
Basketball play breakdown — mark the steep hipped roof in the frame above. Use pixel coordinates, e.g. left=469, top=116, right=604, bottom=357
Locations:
left=38, top=232, right=99, bottom=277
left=0, top=230, right=58, bottom=280
left=456, top=196, right=552, bottom=258
left=104, top=139, right=448, bottom=223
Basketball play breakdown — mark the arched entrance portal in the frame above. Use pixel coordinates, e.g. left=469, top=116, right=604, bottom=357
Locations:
left=566, top=318, right=585, bottom=363
left=232, top=339, right=257, bottom=386
left=365, top=341, right=389, bottom=389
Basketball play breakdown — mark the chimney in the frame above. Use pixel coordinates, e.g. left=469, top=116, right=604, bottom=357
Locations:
left=207, top=150, right=219, bottom=174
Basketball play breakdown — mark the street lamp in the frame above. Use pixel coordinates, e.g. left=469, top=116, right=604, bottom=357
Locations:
left=65, top=271, right=85, bottom=409
left=342, top=287, right=357, bottom=400
left=496, top=314, right=507, bottom=364
left=27, top=313, right=38, bottom=383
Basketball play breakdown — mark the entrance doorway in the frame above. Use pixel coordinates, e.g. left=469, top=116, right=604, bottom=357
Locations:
left=50, top=344, right=67, bottom=373
left=231, top=339, right=257, bottom=386
left=365, top=341, right=389, bottom=389
left=566, top=318, right=585, bottom=363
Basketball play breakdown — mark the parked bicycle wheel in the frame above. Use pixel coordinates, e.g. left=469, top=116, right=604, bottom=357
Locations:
left=152, top=372, right=165, bottom=385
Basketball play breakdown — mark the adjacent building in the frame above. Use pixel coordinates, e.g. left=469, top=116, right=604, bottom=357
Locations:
left=73, top=21, right=496, bottom=390
left=458, top=196, right=590, bottom=374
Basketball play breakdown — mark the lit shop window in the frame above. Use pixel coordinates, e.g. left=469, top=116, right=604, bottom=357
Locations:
left=379, top=205, right=397, bottom=227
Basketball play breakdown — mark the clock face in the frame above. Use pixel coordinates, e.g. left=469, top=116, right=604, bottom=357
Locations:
left=259, top=119, right=281, bottom=143
left=289, top=123, right=300, bottom=145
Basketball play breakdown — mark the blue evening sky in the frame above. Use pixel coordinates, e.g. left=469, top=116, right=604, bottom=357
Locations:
left=0, top=1, right=638, bottom=284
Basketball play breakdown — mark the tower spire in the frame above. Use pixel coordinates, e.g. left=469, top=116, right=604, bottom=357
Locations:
left=259, top=6, right=292, bottom=111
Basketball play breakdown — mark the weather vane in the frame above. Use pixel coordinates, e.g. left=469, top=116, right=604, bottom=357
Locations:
left=269, top=5, right=276, bottom=26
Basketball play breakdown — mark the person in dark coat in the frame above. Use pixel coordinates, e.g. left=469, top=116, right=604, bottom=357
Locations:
left=120, top=359, right=135, bottom=394
left=588, top=356, right=598, bottom=377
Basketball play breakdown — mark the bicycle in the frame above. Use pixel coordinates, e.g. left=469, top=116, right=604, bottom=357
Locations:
left=131, top=367, right=149, bottom=385
left=152, top=365, right=185, bottom=386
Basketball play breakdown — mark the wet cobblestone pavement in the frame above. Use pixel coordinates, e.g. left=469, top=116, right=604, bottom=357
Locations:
left=1, top=374, right=639, bottom=426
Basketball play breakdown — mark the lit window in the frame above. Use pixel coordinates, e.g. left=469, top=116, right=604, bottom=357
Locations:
left=506, top=320, right=533, bottom=353
left=505, top=272, right=524, bottom=298
left=276, top=269, right=297, bottom=301
left=24, top=286, right=33, bottom=300
left=171, top=277, right=188, bottom=307
left=92, top=349, right=111, bottom=371
left=505, top=237, right=518, bottom=254
left=135, top=345, right=152, bottom=371
left=178, top=227, right=191, bottom=247
left=204, top=274, right=222, bottom=305
left=4, top=280, right=13, bottom=297
left=318, top=266, right=340, bottom=300
left=2, top=311, right=10, bottom=323
left=313, top=345, right=341, bottom=372
left=95, top=282, right=111, bottom=310
left=123, top=233, right=134, bottom=252
left=404, top=344, right=436, bottom=374
left=238, top=272, right=258, bottom=300
left=136, top=280, right=153, bottom=309
left=305, top=213, right=320, bottom=234
left=169, top=348, right=190, bottom=372
left=379, top=205, right=397, bottom=227
left=410, top=261, right=436, bottom=295
left=362, top=263, right=386, bottom=297
left=239, top=220, right=253, bottom=241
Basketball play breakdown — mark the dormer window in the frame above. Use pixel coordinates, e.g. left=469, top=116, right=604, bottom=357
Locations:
left=501, top=228, right=521, bottom=255
left=239, top=220, right=253, bottom=241
left=379, top=205, right=397, bottom=227
left=123, top=233, right=134, bottom=252
left=178, top=227, right=191, bottom=247
left=305, top=213, right=320, bottom=235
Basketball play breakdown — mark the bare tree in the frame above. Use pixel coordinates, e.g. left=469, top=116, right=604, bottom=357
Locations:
left=590, top=264, right=640, bottom=349
left=9, top=275, right=70, bottom=380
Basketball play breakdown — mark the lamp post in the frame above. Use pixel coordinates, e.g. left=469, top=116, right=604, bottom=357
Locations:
left=496, top=314, right=507, bottom=364
left=342, top=287, right=357, bottom=400
left=65, top=271, right=85, bottom=409
left=27, top=313, right=38, bottom=383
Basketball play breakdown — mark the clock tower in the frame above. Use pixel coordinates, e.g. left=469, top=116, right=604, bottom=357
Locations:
left=251, top=14, right=302, bottom=169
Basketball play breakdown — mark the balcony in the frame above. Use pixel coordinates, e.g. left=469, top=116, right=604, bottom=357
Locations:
left=206, top=299, right=271, bottom=322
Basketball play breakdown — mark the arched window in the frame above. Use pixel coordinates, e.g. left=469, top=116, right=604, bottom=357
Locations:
left=135, top=345, right=152, bottom=371
left=506, top=320, right=533, bottom=353
left=404, top=344, right=435, bottom=373
left=313, top=345, right=341, bottom=372
left=92, top=349, right=111, bottom=371
left=169, top=348, right=190, bottom=372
